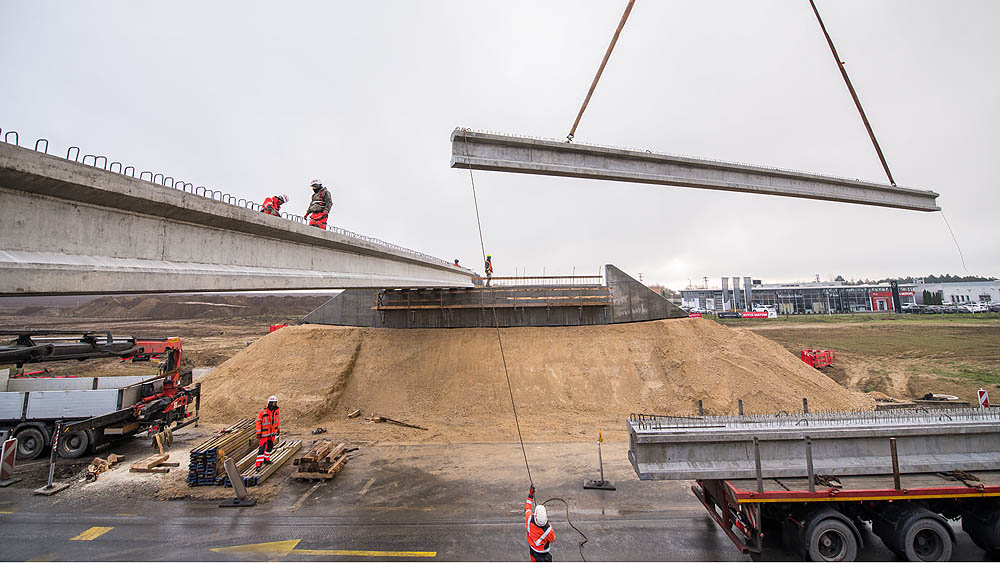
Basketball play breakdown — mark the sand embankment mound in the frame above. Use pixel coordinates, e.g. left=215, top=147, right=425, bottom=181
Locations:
left=198, top=319, right=873, bottom=442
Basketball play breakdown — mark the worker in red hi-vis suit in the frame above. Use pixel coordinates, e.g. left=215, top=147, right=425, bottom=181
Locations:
left=255, top=396, right=280, bottom=468
left=303, top=179, right=332, bottom=229
left=261, top=194, right=289, bottom=216
left=525, top=485, right=555, bottom=561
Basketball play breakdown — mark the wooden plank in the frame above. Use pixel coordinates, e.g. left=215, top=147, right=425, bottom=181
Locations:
left=130, top=466, right=170, bottom=474
left=130, top=453, right=168, bottom=471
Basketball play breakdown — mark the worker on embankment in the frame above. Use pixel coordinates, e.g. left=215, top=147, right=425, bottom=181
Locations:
left=485, top=254, right=494, bottom=286
left=261, top=194, right=289, bottom=216
left=525, top=485, right=555, bottom=561
left=304, top=179, right=332, bottom=229
left=255, top=396, right=280, bottom=468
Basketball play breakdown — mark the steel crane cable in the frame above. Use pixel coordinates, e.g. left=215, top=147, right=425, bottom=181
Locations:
left=461, top=130, right=532, bottom=486
left=567, top=0, right=637, bottom=142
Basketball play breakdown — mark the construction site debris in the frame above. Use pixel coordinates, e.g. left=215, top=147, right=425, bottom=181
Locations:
left=292, top=440, right=349, bottom=481
left=187, top=419, right=255, bottom=486
left=311, top=427, right=328, bottom=434
left=366, top=415, right=427, bottom=430
left=199, top=320, right=874, bottom=442
left=347, top=409, right=361, bottom=419
left=86, top=453, right=124, bottom=481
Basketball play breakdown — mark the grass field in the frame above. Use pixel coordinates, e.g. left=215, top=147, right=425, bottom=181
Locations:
left=719, top=315, right=1000, bottom=404
left=716, top=312, right=1000, bottom=325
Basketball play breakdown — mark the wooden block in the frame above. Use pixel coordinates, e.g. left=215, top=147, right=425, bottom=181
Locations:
left=160, top=462, right=180, bottom=467
left=130, top=454, right=169, bottom=471
left=130, top=466, right=170, bottom=474
left=347, top=409, right=361, bottom=418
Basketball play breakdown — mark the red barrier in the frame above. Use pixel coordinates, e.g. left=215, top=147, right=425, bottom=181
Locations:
left=741, top=311, right=769, bottom=319
left=688, top=313, right=702, bottom=318
left=269, top=324, right=289, bottom=333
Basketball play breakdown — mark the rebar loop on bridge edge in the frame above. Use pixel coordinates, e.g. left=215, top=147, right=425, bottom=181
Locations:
left=0, top=129, right=455, bottom=267
left=628, top=408, right=1000, bottom=433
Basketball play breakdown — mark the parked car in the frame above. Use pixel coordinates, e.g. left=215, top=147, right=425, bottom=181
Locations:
left=990, top=303, right=1000, bottom=313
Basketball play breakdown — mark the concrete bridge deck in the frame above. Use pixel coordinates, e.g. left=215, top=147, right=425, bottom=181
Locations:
left=0, top=139, right=474, bottom=295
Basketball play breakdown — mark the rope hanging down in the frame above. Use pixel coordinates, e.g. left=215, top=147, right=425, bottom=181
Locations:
left=567, top=0, right=636, bottom=142
left=808, top=0, right=896, bottom=186
left=462, top=130, right=533, bottom=486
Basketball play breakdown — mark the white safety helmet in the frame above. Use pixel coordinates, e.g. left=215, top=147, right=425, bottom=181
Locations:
left=268, top=395, right=278, bottom=403
left=278, top=194, right=290, bottom=204
left=534, top=504, right=548, bottom=526
left=310, top=179, right=323, bottom=188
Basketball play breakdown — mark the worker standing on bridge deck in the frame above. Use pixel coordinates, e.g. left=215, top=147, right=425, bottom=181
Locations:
left=261, top=194, right=289, bottom=216
left=255, top=396, right=280, bottom=468
left=485, top=254, right=494, bottom=286
left=304, top=179, right=332, bottom=229
left=525, top=485, right=555, bottom=561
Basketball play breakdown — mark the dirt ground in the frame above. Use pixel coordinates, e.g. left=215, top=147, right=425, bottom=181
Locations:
left=197, top=319, right=872, bottom=443
left=725, top=316, right=1000, bottom=404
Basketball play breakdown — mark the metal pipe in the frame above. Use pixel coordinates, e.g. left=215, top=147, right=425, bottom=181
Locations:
left=890, top=437, right=901, bottom=490
left=753, top=437, right=763, bottom=493
left=698, top=400, right=704, bottom=416
left=805, top=436, right=815, bottom=493
left=45, top=420, right=62, bottom=489
left=803, top=397, right=809, bottom=414
left=738, top=399, right=744, bottom=416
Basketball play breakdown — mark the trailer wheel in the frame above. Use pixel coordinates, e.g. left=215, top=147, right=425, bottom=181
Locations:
left=962, top=507, right=1000, bottom=557
left=901, top=518, right=952, bottom=562
left=14, top=427, right=45, bottom=461
left=57, top=429, right=90, bottom=459
left=806, top=518, right=858, bottom=562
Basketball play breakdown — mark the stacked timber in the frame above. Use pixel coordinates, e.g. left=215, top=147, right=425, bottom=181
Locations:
left=291, top=441, right=349, bottom=481
left=221, top=439, right=302, bottom=487
left=187, top=418, right=255, bottom=486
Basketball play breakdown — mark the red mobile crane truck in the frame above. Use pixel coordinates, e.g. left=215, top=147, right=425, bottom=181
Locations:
left=0, top=330, right=200, bottom=460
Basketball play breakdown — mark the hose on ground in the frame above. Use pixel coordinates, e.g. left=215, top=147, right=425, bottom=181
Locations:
left=542, top=497, right=588, bottom=562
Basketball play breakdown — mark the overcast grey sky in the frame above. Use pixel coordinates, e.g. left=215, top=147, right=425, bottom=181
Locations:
left=2, top=1, right=996, bottom=289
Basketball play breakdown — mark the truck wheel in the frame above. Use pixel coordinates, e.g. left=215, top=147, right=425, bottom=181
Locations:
left=901, top=518, right=952, bottom=562
left=14, top=427, right=45, bottom=461
left=962, top=508, right=1000, bottom=557
left=806, top=518, right=858, bottom=562
left=57, top=429, right=90, bottom=459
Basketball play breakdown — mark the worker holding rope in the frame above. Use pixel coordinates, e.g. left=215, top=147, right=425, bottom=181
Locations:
left=525, top=485, right=555, bottom=561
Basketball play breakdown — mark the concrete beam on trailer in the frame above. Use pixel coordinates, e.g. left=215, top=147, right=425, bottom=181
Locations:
left=627, top=409, right=1000, bottom=480
left=450, top=129, right=940, bottom=212
left=0, top=142, right=474, bottom=295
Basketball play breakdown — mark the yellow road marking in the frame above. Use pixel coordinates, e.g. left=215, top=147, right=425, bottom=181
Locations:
left=210, top=539, right=435, bottom=558
left=115, top=513, right=137, bottom=517
left=0, top=511, right=13, bottom=514
left=70, top=526, right=113, bottom=541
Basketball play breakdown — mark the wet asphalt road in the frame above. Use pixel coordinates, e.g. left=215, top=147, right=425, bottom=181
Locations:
left=0, top=441, right=991, bottom=561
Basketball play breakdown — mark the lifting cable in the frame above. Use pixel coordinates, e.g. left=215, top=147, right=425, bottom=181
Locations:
left=810, top=0, right=970, bottom=271
left=462, top=131, right=591, bottom=561
left=808, top=0, right=896, bottom=187
left=567, top=0, right=636, bottom=142
left=461, top=130, right=532, bottom=486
